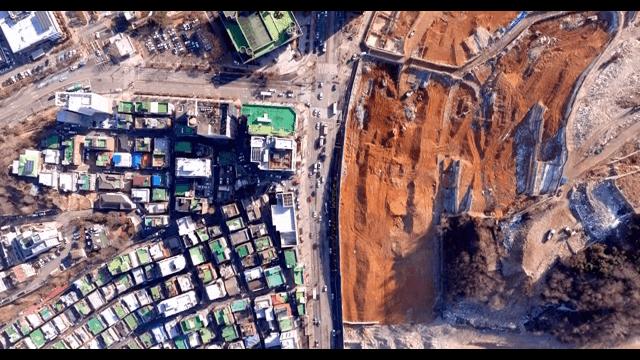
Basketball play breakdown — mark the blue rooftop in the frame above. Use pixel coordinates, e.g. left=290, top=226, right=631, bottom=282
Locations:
left=152, top=174, right=162, bottom=187
left=113, top=154, right=122, bottom=164
left=132, top=153, right=142, bottom=168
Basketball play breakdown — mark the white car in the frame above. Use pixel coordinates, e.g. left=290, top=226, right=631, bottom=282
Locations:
left=312, top=211, right=317, bottom=218
left=315, top=123, right=320, bottom=130
left=59, top=76, right=67, bottom=82
left=318, top=92, right=323, bottom=100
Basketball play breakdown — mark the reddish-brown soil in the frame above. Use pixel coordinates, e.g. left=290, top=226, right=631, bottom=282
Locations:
left=416, top=11, right=519, bottom=66
left=340, top=14, right=611, bottom=324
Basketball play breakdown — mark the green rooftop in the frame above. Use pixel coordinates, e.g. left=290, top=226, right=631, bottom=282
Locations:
left=124, top=314, right=139, bottom=331
left=5, top=325, right=21, bottom=343
left=189, top=246, right=205, bottom=266
left=127, top=341, right=141, bottom=349
left=243, top=103, right=296, bottom=137
left=113, top=303, right=128, bottom=319
left=175, top=141, right=192, bottom=153
left=278, top=317, right=293, bottom=332
left=45, top=134, right=59, bottom=149
left=136, top=248, right=151, bottom=265
left=18, top=151, right=40, bottom=177
left=39, top=308, right=53, bottom=321
left=101, top=331, right=114, bottom=348
left=175, top=336, right=188, bottom=349
left=209, top=239, right=228, bottom=264
left=139, top=332, right=154, bottom=348
left=137, top=305, right=154, bottom=323
left=220, top=11, right=300, bottom=64
left=108, top=254, right=132, bottom=275
left=29, top=328, right=46, bottom=348
left=158, top=102, right=169, bottom=114
left=196, top=228, right=209, bottom=242
left=136, top=101, right=151, bottom=112
left=254, top=236, right=272, bottom=251
left=214, top=308, right=232, bottom=326
left=180, top=315, right=204, bottom=334
left=74, top=301, right=91, bottom=316
left=75, top=276, right=96, bottom=296
left=87, top=316, right=105, bottom=336
left=265, top=266, right=285, bottom=288
left=118, top=101, right=134, bottom=114
left=202, top=267, right=214, bottom=284
left=96, top=153, right=110, bottom=167
left=152, top=188, right=169, bottom=201
left=236, top=243, right=251, bottom=258
left=230, top=299, right=248, bottom=312
left=198, top=327, right=213, bottom=344
left=175, top=183, right=190, bottom=196
left=150, top=285, right=163, bottom=302
left=284, top=249, right=297, bottom=268
left=78, top=174, right=91, bottom=191
left=226, top=217, right=244, bottom=231
left=294, top=265, right=304, bottom=285
left=52, top=340, right=69, bottom=349
left=53, top=300, right=65, bottom=313
left=221, top=325, right=238, bottom=342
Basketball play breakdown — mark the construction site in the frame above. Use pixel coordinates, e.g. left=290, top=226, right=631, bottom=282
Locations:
left=338, top=11, right=640, bottom=348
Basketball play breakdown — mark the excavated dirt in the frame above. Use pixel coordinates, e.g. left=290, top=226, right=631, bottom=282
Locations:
left=340, top=14, right=611, bottom=326
left=415, top=11, right=519, bottom=66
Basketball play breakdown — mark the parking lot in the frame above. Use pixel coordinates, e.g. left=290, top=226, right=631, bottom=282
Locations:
left=134, top=18, right=223, bottom=66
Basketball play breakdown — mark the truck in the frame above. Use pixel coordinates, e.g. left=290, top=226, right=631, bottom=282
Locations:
left=321, top=123, right=328, bottom=136
left=260, top=91, right=273, bottom=97
left=66, top=84, right=81, bottom=92
left=313, top=287, right=318, bottom=300
left=331, top=102, right=337, bottom=116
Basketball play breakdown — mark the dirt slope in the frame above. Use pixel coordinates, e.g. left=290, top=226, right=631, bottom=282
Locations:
left=340, top=14, right=611, bottom=325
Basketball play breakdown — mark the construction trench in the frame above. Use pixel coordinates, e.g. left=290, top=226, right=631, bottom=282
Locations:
left=336, top=11, right=640, bottom=348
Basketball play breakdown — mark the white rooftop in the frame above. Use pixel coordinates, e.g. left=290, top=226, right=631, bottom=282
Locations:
left=205, top=279, right=227, bottom=301
left=0, top=11, right=62, bottom=53
left=158, top=254, right=187, bottom=277
left=176, top=158, right=211, bottom=178
left=157, top=290, right=197, bottom=317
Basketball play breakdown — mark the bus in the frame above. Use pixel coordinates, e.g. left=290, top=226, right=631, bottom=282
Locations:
left=66, top=84, right=81, bottom=92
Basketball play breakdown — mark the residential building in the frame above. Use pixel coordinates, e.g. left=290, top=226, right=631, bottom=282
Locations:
left=131, top=188, right=150, bottom=203
left=157, top=254, right=187, bottom=277
left=229, top=228, right=250, bottom=246
left=113, top=152, right=133, bottom=168
left=176, top=158, right=211, bottom=178
left=250, top=136, right=296, bottom=172
left=205, top=278, right=227, bottom=301
left=0, top=12, right=62, bottom=54
left=98, top=193, right=136, bottom=210
left=221, top=203, right=240, bottom=219
left=55, top=92, right=112, bottom=116
left=271, top=192, right=298, bottom=247
left=96, top=173, right=124, bottom=191
left=194, top=100, right=239, bottom=140
left=108, top=33, right=136, bottom=58
left=219, top=11, right=301, bottom=64
left=157, top=291, right=198, bottom=317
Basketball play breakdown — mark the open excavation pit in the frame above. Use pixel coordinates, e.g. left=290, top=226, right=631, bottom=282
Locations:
left=340, top=12, right=612, bottom=336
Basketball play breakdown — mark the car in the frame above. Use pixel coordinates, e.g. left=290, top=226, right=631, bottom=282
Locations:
left=321, top=176, right=325, bottom=184
left=315, top=122, right=320, bottom=130
left=59, top=76, right=67, bottom=82
left=95, top=50, right=102, bottom=57
left=316, top=179, right=321, bottom=188
left=318, top=92, right=323, bottom=100
left=312, top=211, right=317, bottom=218
left=305, top=102, right=311, bottom=107
left=332, top=84, right=337, bottom=92
left=318, top=82, right=323, bottom=88
left=323, top=285, right=328, bottom=292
